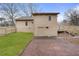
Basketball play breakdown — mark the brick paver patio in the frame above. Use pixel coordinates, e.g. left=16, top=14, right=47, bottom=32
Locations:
left=21, top=33, right=79, bottom=56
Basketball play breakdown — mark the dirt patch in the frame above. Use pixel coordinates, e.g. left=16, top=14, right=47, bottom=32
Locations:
left=70, top=40, right=79, bottom=45
left=58, top=31, right=79, bottom=45
left=58, top=31, right=73, bottom=41
left=58, top=31, right=73, bottom=37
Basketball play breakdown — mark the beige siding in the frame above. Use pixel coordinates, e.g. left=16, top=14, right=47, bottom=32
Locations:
left=16, top=21, right=34, bottom=32
left=33, top=15, right=57, bottom=36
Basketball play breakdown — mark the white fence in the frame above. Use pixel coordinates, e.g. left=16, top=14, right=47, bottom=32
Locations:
left=0, top=26, right=16, bottom=36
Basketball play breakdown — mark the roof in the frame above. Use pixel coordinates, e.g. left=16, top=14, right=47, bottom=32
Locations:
left=32, top=12, right=59, bottom=15
left=16, top=16, right=33, bottom=21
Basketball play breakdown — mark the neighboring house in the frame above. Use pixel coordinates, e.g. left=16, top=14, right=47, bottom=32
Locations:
left=16, top=12, right=59, bottom=36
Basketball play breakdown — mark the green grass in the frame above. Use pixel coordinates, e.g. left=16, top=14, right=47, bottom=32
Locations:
left=0, top=32, right=33, bottom=56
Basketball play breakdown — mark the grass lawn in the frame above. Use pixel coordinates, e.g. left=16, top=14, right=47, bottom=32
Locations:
left=0, top=32, right=33, bottom=56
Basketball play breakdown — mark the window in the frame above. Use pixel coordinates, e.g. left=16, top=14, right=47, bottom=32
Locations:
left=25, top=21, right=28, bottom=26
left=49, top=16, right=51, bottom=21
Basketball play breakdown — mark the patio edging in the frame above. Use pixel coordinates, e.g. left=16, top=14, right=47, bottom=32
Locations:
left=18, top=38, right=33, bottom=56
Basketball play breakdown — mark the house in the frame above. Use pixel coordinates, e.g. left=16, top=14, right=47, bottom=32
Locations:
left=16, top=12, right=59, bottom=37
left=16, top=17, right=34, bottom=32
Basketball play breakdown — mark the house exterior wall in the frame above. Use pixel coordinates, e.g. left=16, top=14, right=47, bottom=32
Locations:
left=33, top=15, right=58, bottom=36
left=16, top=21, right=34, bottom=32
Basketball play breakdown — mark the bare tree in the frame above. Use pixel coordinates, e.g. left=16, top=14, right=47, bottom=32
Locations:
left=64, top=8, right=79, bottom=26
left=0, top=3, right=19, bottom=26
left=20, top=3, right=39, bottom=17
left=0, top=3, right=40, bottom=26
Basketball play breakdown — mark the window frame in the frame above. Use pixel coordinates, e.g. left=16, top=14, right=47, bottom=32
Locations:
left=25, top=21, right=28, bottom=26
left=49, top=16, right=51, bottom=21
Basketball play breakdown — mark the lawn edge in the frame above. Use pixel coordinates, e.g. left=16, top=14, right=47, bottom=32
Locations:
left=18, top=38, right=33, bottom=56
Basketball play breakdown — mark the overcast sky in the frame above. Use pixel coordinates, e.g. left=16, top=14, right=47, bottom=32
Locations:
left=37, top=3, right=79, bottom=22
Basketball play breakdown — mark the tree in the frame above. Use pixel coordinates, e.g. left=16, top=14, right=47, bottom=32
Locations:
left=19, top=3, right=39, bottom=16
left=0, top=3, right=19, bottom=26
left=64, top=8, right=79, bottom=26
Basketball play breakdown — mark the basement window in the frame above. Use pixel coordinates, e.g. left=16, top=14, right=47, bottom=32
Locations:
left=49, top=16, right=51, bottom=21
left=25, top=22, right=28, bottom=26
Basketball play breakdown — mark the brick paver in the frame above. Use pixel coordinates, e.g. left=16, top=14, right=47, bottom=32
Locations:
left=21, top=33, right=79, bottom=56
